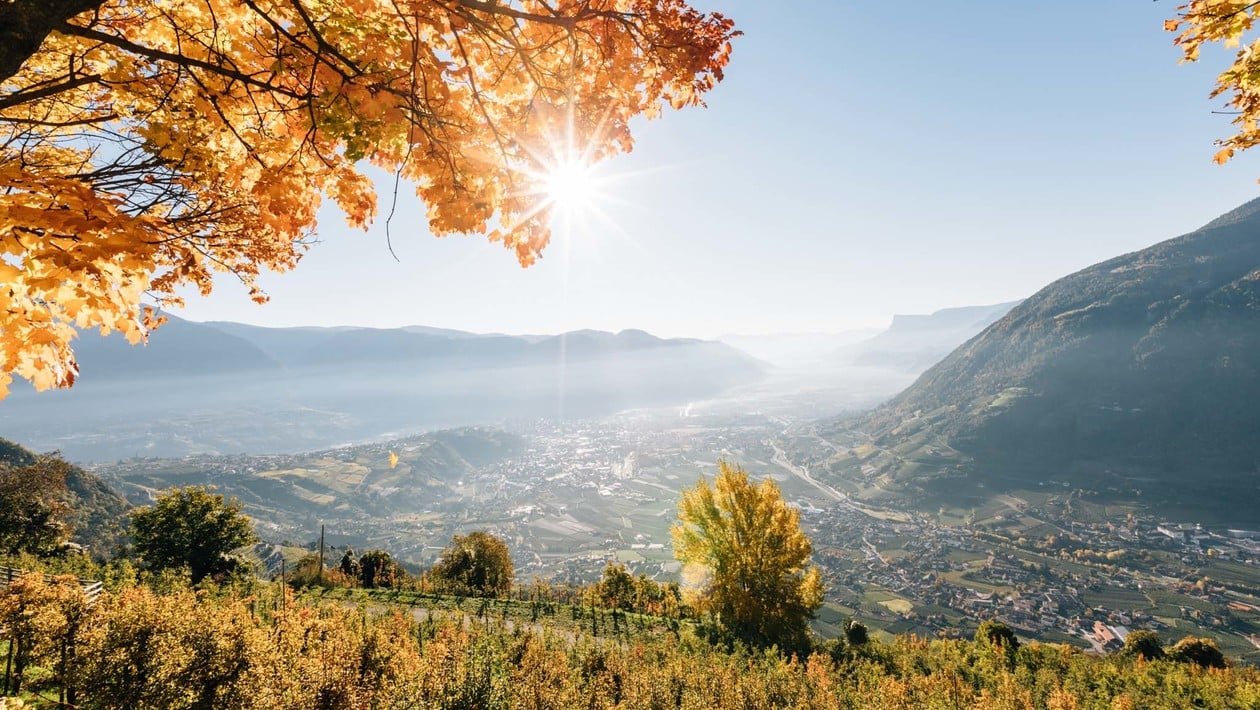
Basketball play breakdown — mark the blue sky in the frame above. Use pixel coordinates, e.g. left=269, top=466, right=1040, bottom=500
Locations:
left=175, top=1, right=1260, bottom=338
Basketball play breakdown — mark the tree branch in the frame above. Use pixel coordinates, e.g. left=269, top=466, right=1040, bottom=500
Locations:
left=55, top=21, right=308, bottom=100
left=0, top=0, right=105, bottom=86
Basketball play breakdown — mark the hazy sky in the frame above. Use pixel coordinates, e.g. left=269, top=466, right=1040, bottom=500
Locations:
left=175, top=1, right=1260, bottom=338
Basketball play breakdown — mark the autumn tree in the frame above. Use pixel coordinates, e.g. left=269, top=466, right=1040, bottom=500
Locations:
left=0, top=0, right=736, bottom=398
left=1169, top=3, right=1260, bottom=170
left=0, top=452, right=74, bottom=555
left=430, top=531, right=513, bottom=597
left=671, top=461, right=823, bottom=650
left=130, top=486, right=257, bottom=583
left=0, top=574, right=89, bottom=697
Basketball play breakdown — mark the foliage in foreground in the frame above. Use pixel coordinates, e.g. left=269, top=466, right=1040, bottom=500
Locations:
left=0, top=0, right=737, bottom=398
left=2, top=574, right=1258, bottom=709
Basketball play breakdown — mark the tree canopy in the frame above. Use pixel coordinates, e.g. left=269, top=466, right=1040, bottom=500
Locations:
left=1170, top=3, right=1260, bottom=168
left=1122, top=629, right=1165, bottom=661
left=0, top=453, right=74, bottom=555
left=0, top=0, right=737, bottom=397
left=671, top=461, right=823, bottom=650
left=1167, top=636, right=1228, bottom=669
left=130, top=486, right=257, bottom=583
left=357, top=549, right=406, bottom=589
left=430, top=530, right=513, bottom=597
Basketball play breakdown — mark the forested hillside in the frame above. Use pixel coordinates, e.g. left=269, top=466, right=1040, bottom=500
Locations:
left=0, top=439, right=129, bottom=557
left=829, top=198, right=1260, bottom=523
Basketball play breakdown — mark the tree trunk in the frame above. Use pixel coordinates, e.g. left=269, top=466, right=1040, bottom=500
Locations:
left=3, top=636, right=12, bottom=695
left=10, top=638, right=22, bottom=696
left=0, top=0, right=106, bottom=85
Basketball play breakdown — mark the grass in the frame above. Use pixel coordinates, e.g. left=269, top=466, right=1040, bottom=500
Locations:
left=945, top=549, right=988, bottom=565
left=1080, top=587, right=1151, bottom=610
left=878, top=598, right=914, bottom=614
left=1199, top=560, right=1260, bottom=593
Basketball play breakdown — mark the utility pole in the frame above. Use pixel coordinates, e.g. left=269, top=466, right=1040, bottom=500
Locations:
left=317, top=524, right=325, bottom=583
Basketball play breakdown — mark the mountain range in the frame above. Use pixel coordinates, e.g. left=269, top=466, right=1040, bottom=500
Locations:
left=70, top=316, right=744, bottom=379
left=0, top=319, right=764, bottom=461
left=822, top=198, right=1260, bottom=525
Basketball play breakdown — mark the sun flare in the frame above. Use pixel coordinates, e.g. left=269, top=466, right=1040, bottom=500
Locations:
left=542, top=160, right=597, bottom=213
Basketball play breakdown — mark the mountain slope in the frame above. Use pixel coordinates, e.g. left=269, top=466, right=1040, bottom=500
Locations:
left=0, top=438, right=130, bottom=557
left=839, top=302, right=1020, bottom=373
left=829, top=199, right=1260, bottom=523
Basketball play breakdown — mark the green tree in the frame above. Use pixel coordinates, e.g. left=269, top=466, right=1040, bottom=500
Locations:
left=671, top=461, right=823, bottom=649
left=430, top=532, right=514, bottom=598
left=0, top=452, right=73, bottom=555
left=358, top=549, right=405, bottom=590
left=976, top=620, right=1020, bottom=651
left=597, top=562, right=637, bottom=611
left=338, top=547, right=361, bottom=580
left=1167, top=636, right=1227, bottom=669
left=130, top=487, right=257, bottom=583
left=844, top=619, right=869, bottom=647
left=1122, top=630, right=1164, bottom=661
left=975, top=619, right=1021, bottom=670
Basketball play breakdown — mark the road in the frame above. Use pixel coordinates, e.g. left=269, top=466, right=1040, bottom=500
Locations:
left=768, top=438, right=909, bottom=523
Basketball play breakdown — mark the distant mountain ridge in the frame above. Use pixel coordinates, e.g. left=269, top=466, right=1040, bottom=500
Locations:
left=71, top=317, right=281, bottom=379
left=838, top=301, right=1020, bottom=373
left=3, top=319, right=764, bottom=460
left=71, top=318, right=738, bottom=378
left=827, top=198, right=1260, bottom=524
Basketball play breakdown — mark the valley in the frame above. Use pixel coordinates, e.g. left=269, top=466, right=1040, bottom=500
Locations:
left=91, top=392, right=1260, bottom=664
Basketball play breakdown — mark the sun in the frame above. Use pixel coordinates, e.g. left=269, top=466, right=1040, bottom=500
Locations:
left=542, top=159, right=597, bottom=214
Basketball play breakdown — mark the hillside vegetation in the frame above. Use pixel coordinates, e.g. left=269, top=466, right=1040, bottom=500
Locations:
left=2, top=570, right=1257, bottom=709
left=0, top=439, right=129, bottom=558
left=2, top=452, right=1258, bottom=708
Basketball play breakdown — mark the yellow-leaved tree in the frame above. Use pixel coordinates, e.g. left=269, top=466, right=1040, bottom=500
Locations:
left=671, top=461, right=823, bottom=650
left=0, top=0, right=737, bottom=397
left=1169, top=2, right=1260, bottom=166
